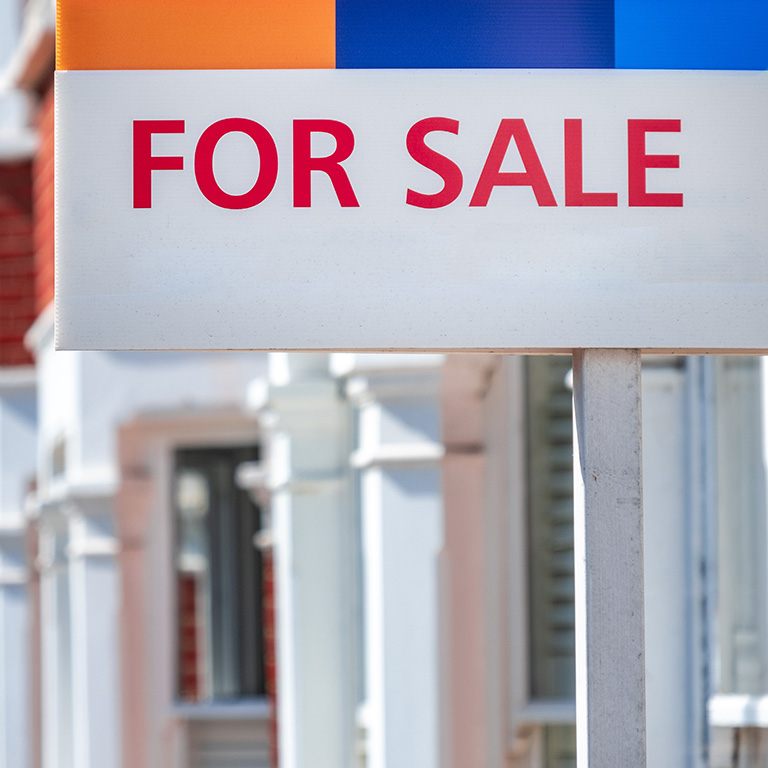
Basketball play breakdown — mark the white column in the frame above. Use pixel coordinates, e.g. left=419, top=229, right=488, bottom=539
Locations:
left=66, top=496, right=120, bottom=768
left=707, top=357, right=768, bottom=760
left=0, top=369, right=36, bottom=768
left=39, top=516, right=73, bottom=768
left=0, top=531, right=29, bottom=768
left=716, top=357, right=768, bottom=693
left=572, top=349, right=646, bottom=768
left=642, top=358, right=707, bottom=768
left=0, top=0, right=37, bottom=158
left=340, top=354, right=444, bottom=768
left=268, top=353, right=357, bottom=768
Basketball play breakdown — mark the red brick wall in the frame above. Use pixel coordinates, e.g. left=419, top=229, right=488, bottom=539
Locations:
left=0, top=159, right=35, bottom=366
left=262, top=550, right=278, bottom=768
left=177, top=574, right=201, bottom=701
left=33, top=83, right=55, bottom=316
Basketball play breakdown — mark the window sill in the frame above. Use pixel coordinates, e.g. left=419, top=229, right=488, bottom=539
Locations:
left=172, top=698, right=270, bottom=721
left=709, top=694, right=768, bottom=728
left=521, top=699, right=576, bottom=724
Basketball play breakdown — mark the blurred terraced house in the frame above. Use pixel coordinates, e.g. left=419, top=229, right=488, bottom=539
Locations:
left=1, top=1, right=768, bottom=768
left=2, top=2, right=273, bottom=767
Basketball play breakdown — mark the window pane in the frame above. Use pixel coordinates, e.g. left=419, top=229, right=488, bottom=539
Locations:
left=544, top=725, right=577, bottom=768
left=176, top=468, right=212, bottom=700
left=173, top=445, right=264, bottom=702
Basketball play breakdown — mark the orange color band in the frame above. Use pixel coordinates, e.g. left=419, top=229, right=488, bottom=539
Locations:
left=57, top=0, right=335, bottom=70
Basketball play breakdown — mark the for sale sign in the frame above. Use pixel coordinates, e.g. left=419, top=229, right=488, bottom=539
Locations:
left=55, top=69, right=768, bottom=351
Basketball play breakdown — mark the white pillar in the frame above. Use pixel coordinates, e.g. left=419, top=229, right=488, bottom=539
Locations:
left=572, top=349, right=646, bottom=768
left=0, top=0, right=36, bottom=157
left=642, top=358, right=706, bottom=768
left=340, top=354, right=444, bottom=768
left=0, top=369, right=36, bottom=768
left=66, top=496, right=120, bottom=768
left=268, top=353, right=357, bottom=768
left=0, top=532, right=29, bottom=768
left=39, top=516, right=73, bottom=768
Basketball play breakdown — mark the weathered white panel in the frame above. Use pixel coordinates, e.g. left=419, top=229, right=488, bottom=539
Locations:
left=57, top=70, right=768, bottom=351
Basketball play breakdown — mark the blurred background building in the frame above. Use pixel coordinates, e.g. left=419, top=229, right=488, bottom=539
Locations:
left=1, top=1, right=768, bottom=766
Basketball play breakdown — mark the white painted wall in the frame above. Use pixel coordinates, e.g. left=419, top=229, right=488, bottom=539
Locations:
left=31, top=317, right=267, bottom=494
left=0, top=0, right=37, bottom=159
left=643, top=360, right=705, bottom=768
left=0, top=369, right=36, bottom=517
left=27, top=311, right=269, bottom=768
left=77, top=350, right=266, bottom=480
left=0, top=0, right=20, bottom=71
left=34, top=316, right=263, bottom=469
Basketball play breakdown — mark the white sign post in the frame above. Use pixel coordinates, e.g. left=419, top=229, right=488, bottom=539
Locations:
left=573, top=349, right=646, bottom=767
left=55, top=68, right=768, bottom=768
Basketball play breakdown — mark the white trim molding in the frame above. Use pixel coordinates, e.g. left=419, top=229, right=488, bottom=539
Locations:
left=350, top=442, right=444, bottom=470
left=172, top=699, right=270, bottom=721
left=5, top=0, right=55, bottom=91
left=0, top=366, right=36, bottom=392
left=709, top=694, right=768, bottom=729
left=521, top=700, right=577, bottom=725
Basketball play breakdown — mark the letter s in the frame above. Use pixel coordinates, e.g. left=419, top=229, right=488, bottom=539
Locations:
left=406, top=118, right=463, bottom=209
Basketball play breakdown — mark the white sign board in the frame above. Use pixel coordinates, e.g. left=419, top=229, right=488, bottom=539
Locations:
left=55, top=69, right=768, bottom=351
